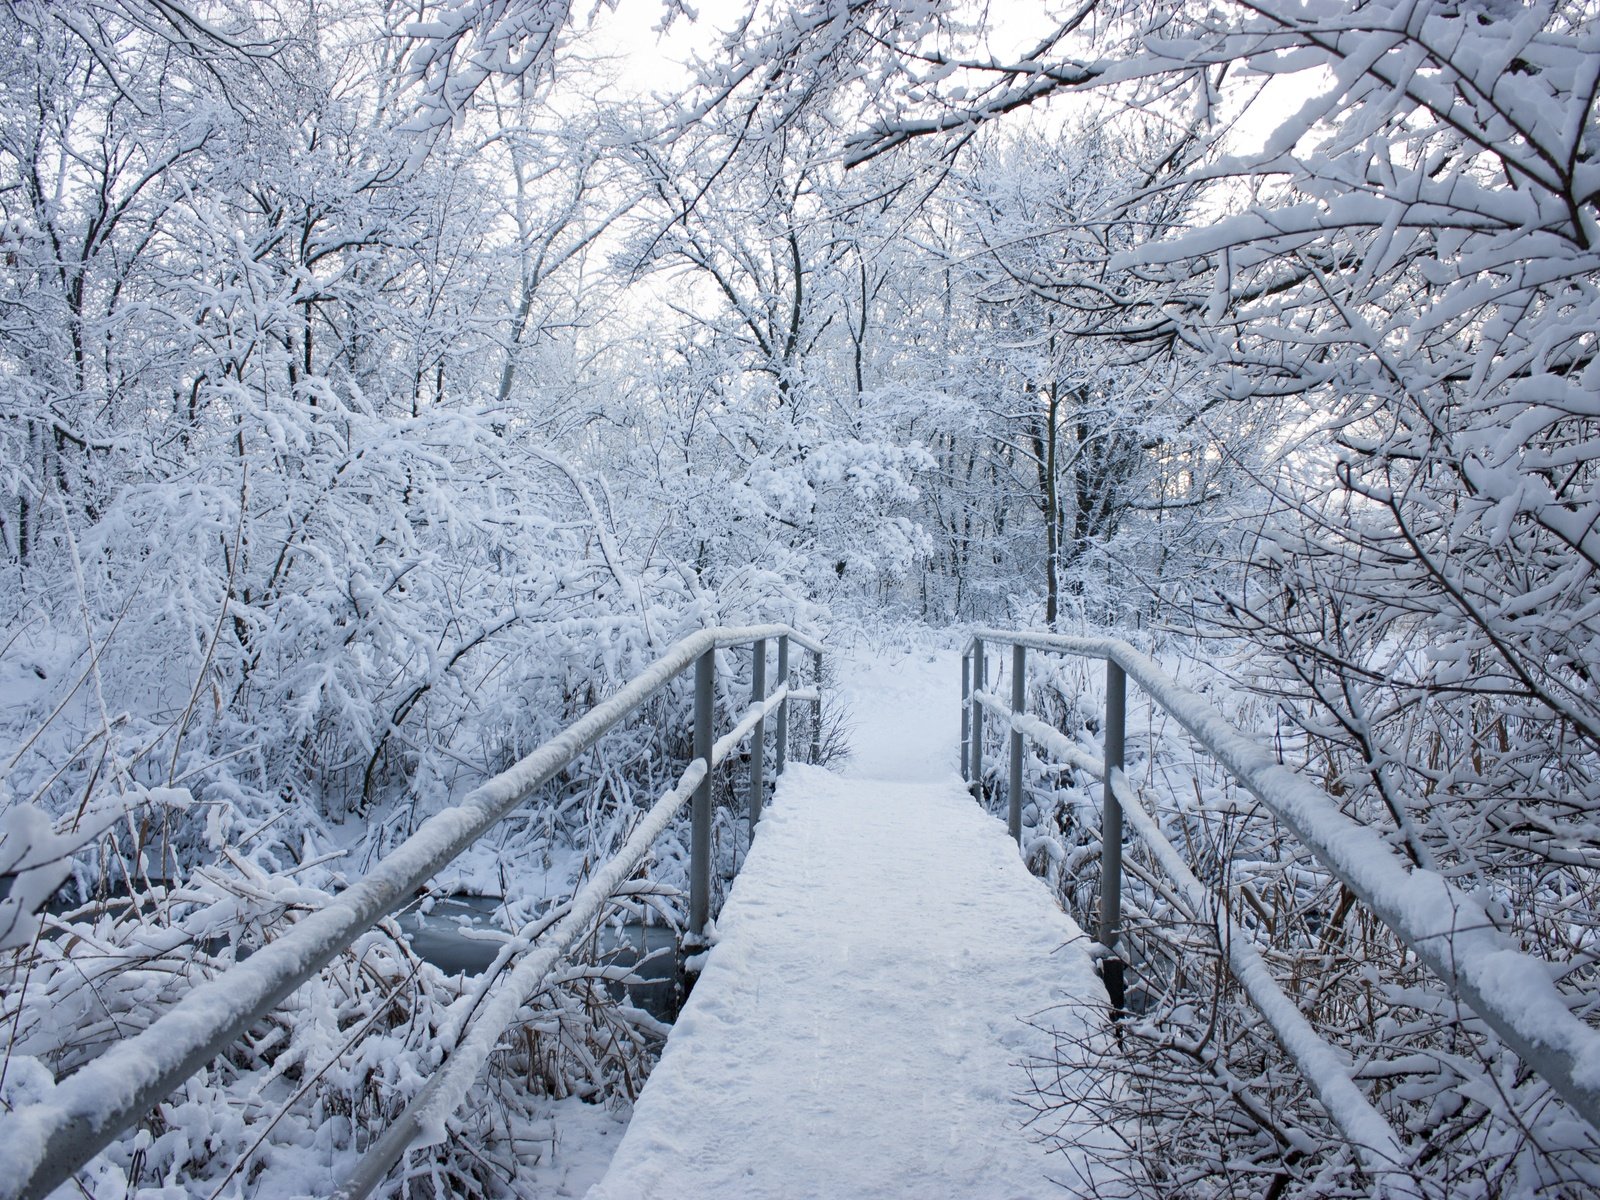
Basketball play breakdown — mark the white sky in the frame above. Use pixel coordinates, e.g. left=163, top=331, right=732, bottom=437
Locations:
left=579, top=0, right=747, bottom=98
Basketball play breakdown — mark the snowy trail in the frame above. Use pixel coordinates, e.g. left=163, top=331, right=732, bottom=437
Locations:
left=587, top=645, right=1110, bottom=1199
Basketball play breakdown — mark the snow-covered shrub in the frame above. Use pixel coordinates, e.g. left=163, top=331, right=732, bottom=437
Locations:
left=0, top=842, right=663, bottom=1196
left=0, top=5, right=829, bottom=1194
left=1010, top=649, right=1600, bottom=1199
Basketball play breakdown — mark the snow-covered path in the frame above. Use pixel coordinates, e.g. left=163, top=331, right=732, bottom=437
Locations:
left=587, top=646, right=1110, bottom=1199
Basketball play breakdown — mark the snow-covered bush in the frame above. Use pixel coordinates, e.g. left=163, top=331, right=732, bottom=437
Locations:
left=992, top=648, right=1600, bottom=1199
left=0, top=5, right=823, bottom=1194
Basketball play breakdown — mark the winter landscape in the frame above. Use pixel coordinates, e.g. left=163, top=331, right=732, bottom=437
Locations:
left=3, top=1, right=1600, bottom=1196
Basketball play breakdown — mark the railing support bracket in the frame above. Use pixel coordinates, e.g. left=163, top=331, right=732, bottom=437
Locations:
left=1097, top=657, right=1126, bottom=1013
left=749, top=638, right=767, bottom=831
left=690, top=648, right=714, bottom=939
left=1008, top=643, right=1025, bottom=843
left=969, top=638, right=985, bottom=797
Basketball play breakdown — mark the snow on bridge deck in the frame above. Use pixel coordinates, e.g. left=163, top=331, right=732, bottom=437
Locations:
left=588, top=647, right=1111, bottom=1199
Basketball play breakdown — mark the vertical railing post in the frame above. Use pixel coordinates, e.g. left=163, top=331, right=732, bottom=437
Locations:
left=1098, top=655, right=1127, bottom=1013
left=960, top=650, right=972, bottom=783
left=809, top=648, right=823, bottom=764
left=969, top=638, right=985, bottom=795
left=774, top=634, right=790, bottom=775
left=1009, top=642, right=1025, bottom=844
left=749, top=638, right=767, bottom=832
left=690, top=649, right=714, bottom=939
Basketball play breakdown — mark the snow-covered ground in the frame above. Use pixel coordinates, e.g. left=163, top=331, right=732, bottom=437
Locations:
left=586, top=642, right=1113, bottom=1197
left=511, top=1096, right=631, bottom=1198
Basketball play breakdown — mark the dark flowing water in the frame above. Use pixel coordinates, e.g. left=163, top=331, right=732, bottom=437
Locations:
left=392, top=895, right=681, bottom=1021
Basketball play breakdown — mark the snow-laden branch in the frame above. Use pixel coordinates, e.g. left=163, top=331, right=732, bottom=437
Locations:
left=972, top=688, right=1100, bottom=777
left=398, top=0, right=573, bottom=137
left=0, top=807, right=80, bottom=953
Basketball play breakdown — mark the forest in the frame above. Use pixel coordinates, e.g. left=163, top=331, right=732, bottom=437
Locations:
left=2, top=0, right=1599, bottom=1196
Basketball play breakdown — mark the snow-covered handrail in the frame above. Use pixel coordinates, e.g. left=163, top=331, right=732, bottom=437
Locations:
left=3, top=624, right=825, bottom=1200
left=1108, top=770, right=1419, bottom=1191
left=963, top=630, right=1600, bottom=1148
left=333, top=680, right=794, bottom=1200
left=972, top=685, right=1415, bottom=1190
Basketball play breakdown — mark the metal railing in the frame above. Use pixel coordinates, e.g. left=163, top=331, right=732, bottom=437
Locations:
left=3, top=624, right=824, bottom=1200
left=963, top=629, right=1600, bottom=1192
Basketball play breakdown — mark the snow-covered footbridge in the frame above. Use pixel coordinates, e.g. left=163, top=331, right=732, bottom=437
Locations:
left=589, top=648, right=1109, bottom=1198
left=7, top=628, right=1600, bottom=1200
